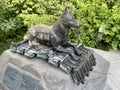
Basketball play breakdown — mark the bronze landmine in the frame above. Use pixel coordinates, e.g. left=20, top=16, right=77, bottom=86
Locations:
left=10, top=7, right=96, bottom=85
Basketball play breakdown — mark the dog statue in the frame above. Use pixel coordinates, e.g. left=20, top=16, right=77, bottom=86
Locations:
left=10, top=7, right=96, bottom=85
left=26, top=7, right=81, bottom=60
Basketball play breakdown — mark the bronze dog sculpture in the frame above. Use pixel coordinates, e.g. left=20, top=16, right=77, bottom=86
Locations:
left=10, top=7, right=96, bottom=85
left=26, top=7, right=81, bottom=60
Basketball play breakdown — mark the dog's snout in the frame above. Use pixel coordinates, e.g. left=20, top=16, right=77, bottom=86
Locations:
left=69, top=20, right=81, bottom=28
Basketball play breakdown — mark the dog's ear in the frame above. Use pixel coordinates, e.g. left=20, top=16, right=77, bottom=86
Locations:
left=69, top=7, right=72, bottom=14
left=62, top=7, right=69, bottom=15
left=62, top=7, right=72, bottom=16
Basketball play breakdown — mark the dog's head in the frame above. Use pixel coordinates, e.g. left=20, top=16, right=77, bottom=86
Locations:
left=61, top=7, right=81, bottom=28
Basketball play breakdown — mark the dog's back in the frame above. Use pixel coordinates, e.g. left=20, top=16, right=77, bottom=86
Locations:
left=27, top=24, right=53, bottom=45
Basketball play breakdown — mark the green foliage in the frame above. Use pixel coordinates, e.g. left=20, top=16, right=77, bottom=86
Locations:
left=103, top=5, right=120, bottom=50
left=0, top=0, right=120, bottom=54
left=0, top=0, right=27, bottom=54
left=0, top=17, right=27, bottom=41
left=69, top=0, right=120, bottom=50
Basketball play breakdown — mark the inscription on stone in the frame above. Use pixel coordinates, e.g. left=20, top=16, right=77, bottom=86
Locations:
left=3, top=66, right=39, bottom=90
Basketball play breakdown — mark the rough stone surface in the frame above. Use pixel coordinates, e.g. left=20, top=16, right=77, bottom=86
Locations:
left=0, top=50, right=110, bottom=90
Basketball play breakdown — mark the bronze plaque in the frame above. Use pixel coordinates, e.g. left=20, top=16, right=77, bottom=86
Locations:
left=3, top=66, right=39, bottom=90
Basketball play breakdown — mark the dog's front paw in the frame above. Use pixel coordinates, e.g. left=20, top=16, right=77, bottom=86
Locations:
left=70, top=53, right=79, bottom=61
left=75, top=49, right=81, bottom=56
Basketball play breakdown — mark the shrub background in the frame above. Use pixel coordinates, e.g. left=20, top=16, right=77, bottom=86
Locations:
left=0, top=0, right=120, bottom=54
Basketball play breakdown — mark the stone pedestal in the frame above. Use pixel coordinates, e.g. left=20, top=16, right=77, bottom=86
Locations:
left=0, top=50, right=109, bottom=90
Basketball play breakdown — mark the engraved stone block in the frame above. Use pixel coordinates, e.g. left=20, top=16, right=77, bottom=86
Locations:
left=3, top=66, right=39, bottom=90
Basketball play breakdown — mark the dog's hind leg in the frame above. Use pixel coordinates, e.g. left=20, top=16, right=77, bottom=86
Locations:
left=53, top=45, right=79, bottom=60
left=51, top=36, right=79, bottom=60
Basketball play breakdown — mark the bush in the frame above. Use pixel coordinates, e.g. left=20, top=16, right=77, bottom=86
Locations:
left=69, top=1, right=112, bottom=49
left=69, top=0, right=120, bottom=50
left=103, top=5, right=120, bottom=50
left=0, top=0, right=27, bottom=54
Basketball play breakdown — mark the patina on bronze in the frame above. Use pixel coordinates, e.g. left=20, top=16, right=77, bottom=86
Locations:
left=10, top=7, right=96, bottom=85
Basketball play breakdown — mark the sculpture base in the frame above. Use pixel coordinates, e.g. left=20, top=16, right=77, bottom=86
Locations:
left=10, top=41, right=96, bottom=85
left=0, top=50, right=109, bottom=90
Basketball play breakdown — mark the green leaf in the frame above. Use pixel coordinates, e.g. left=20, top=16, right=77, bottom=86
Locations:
left=112, top=39, right=119, bottom=50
